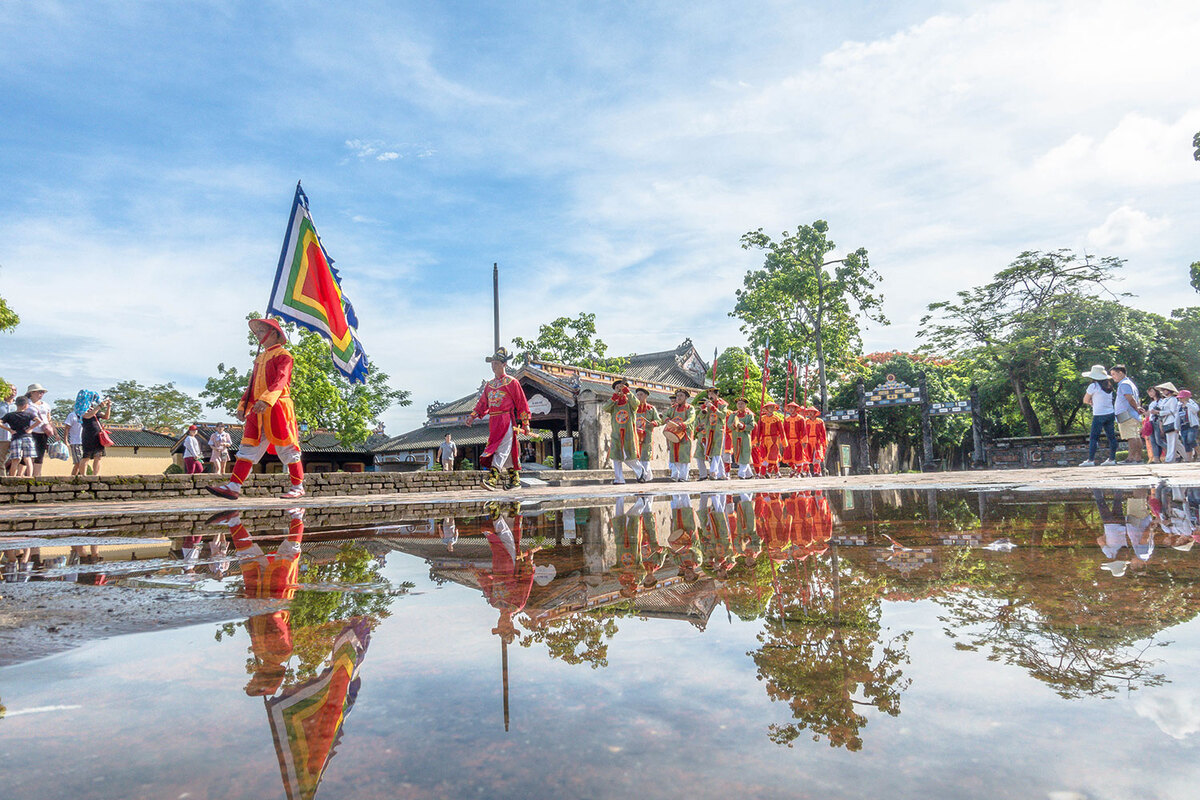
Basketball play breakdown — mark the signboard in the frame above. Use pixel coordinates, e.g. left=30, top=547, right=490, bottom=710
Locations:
left=528, top=393, right=552, bottom=416
left=864, top=375, right=922, bottom=408
left=559, top=436, right=574, bottom=469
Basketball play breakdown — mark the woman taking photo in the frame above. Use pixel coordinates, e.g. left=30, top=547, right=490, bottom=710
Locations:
left=73, top=392, right=112, bottom=476
left=1144, top=386, right=1164, bottom=463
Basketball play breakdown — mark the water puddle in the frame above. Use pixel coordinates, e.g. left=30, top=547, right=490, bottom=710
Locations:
left=3, top=483, right=1200, bottom=799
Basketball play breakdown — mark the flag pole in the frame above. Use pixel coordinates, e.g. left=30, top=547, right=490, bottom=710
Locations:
left=493, top=263, right=501, bottom=354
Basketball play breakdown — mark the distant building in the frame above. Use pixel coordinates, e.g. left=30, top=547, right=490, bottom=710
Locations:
left=377, top=340, right=710, bottom=471
left=42, top=425, right=179, bottom=476
left=172, top=424, right=390, bottom=474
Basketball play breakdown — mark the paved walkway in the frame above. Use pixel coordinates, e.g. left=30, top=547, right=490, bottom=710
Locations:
left=5, top=463, right=1199, bottom=522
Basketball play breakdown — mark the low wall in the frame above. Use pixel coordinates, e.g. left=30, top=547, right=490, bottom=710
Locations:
left=986, top=434, right=1110, bottom=469
left=0, top=470, right=486, bottom=506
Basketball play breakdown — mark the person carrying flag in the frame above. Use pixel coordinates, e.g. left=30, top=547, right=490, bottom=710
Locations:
left=782, top=401, right=809, bottom=476
left=728, top=397, right=756, bottom=479
left=208, top=317, right=306, bottom=500
left=467, top=347, right=531, bottom=492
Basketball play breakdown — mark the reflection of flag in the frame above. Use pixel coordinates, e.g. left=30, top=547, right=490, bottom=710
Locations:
left=267, top=619, right=371, bottom=800
left=268, top=182, right=369, bottom=384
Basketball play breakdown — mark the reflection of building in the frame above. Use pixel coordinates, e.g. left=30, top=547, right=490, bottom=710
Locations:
left=378, top=340, right=710, bottom=471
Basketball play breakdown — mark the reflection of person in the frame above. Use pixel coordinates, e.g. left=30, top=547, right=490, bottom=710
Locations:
left=473, top=502, right=538, bottom=642
left=466, top=347, right=531, bottom=492
left=209, top=507, right=305, bottom=695
left=208, top=317, right=306, bottom=500
left=1094, top=489, right=1154, bottom=576
left=440, top=517, right=458, bottom=552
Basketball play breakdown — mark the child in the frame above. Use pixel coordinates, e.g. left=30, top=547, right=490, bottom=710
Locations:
left=0, top=396, right=39, bottom=477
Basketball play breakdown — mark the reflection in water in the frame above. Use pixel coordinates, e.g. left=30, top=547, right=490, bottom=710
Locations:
left=6, top=483, right=1200, bottom=798
left=208, top=509, right=404, bottom=800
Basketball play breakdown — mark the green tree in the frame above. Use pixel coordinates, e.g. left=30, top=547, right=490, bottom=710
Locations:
left=920, top=250, right=1127, bottom=436
left=0, top=296, right=17, bottom=333
left=94, top=379, right=201, bottom=431
left=201, top=313, right=409, bottom=446
left=830, top=353, right=973, bottom=465
left=1190, top=261, right=1200, bottom=293
left=714, top=346, right=765, bottom=408
left=1193, top=130, right=1200, bottom=161
left=511, top=312, right=626, bottom=371
left=733, top=221, right=887, bottom=413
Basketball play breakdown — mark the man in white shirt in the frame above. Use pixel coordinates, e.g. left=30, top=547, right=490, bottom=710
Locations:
left=1110, top=365, right=1145, bottom=464
left=1080, top=365, right=1117, bottom=466
left=63, top=409, right=84, bottom=466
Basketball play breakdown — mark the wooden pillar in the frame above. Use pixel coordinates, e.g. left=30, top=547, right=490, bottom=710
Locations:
left=919, top=373, right=935, bottom=470
left=856, top=379, right=870, bottom=474
left=970, top=383, right=986, bottom=468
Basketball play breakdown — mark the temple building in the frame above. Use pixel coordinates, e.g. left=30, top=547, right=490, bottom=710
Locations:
left=376, top=340, right=710, bottom=471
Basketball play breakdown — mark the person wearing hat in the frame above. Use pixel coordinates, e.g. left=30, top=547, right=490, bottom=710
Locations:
left=23, top=383, right=56, bottom=477
left=728, top=398, right=756, bottom=479
left=603, top=378, right=643, bottom=484
left=781, top=401, right=807, bottom=476
left=1151, top=382, right=1182, bottom=463
left=632, top=387, right=660, bottom=482
left=806, top=406, right=828, bottom=476
left=466, top=347, right=531, bottom=491
left=663, top=389, right=695, bottom=481
left=717, top=397, right=734, bottom=480
left=1079, top=364, right=1118, bottom=467
left=693, top=387, right=725, bottom=480
left=754, top=400, right=788, bottom=477
left=208, top=317, right=306, bottom=500
left=182, top=425, right=205, bottom=474
left=1177, top=389, right=1199, bottom=462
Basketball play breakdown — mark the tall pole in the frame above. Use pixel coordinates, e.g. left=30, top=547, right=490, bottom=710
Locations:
left=493, top=263, right=501, bottom=353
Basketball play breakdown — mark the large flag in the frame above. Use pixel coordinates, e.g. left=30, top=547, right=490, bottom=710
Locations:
left=267, top=182, right=370, bottom=384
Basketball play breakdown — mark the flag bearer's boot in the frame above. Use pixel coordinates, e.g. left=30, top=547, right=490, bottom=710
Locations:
left=505, top=468, right=520, bottom=490
left=482, top=466, right=503, bottom=492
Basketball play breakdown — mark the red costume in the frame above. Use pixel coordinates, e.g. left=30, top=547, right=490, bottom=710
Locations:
left=753, top=402, right=788, bottom=476
left=782, top=402, right=809, bottom=475
left=470, top=375, right=531, bottom=470
left=807, top=409, right=828, bottom=476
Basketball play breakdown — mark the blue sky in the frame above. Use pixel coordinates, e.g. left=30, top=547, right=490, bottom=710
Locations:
left=2, top=0, right=1199, bottom=434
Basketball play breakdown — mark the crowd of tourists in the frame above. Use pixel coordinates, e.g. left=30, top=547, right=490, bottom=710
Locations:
left=1080, top=364, right=1200, bottom=466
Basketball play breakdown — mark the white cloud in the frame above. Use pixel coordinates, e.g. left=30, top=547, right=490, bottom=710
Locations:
left=376, top=151, right=400, bottom=162
left=1087, top=206, right=1171, bottom=251
left=1132, top=688, right=1200, bottom=740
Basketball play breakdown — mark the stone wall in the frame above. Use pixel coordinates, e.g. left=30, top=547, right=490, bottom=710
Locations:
left=0, top=470, right=487, bottom=506
left=986, top=434, right=1104, bottom=469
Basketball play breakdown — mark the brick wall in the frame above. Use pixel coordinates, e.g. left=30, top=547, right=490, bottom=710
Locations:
left=985, top=434, right=1111, bottom=469
left=0, top=470, right=487, bottom=506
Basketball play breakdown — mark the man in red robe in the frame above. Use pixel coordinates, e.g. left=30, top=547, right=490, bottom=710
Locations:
left=467, top=347, right=531, bottom=491
left=782, top=401, right=809, bottom=477
left=208, top=317, right=305, bottom=500
left=754, top=401, right=788, bottom=477
left=807, top=407, right=828, bottom=476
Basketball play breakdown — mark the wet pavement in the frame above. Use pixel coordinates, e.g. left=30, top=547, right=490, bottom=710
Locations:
left=3, top=479, right=1200, bottom=799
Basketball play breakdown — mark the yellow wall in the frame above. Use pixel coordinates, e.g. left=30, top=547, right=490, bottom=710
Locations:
left=40, top=447, right=176, bottom=477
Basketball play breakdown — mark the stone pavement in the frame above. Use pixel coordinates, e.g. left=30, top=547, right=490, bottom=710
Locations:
left=5, top=462, right=1199, bottom=523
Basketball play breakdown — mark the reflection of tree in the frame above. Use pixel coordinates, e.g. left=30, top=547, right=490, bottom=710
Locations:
left=217, top=543, right=410, bottom=681
left=749, top=551, right=910, bottom=751
left=518, top=602, right=637, bottom=669
left=722, top=559, right=775, bottom=621
left=935, top=547, right=1179, bottom=700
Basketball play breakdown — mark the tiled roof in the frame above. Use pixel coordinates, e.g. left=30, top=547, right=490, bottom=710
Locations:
left=618, top=339, right=709, bottom=388
left=54, top=424, right=177, bottom=449
left=374, top=424, right=548, bottom=453
left=428, top=393, right=481, bottom=418
left=172, top=424, right=387, bottom=455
